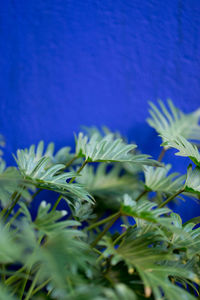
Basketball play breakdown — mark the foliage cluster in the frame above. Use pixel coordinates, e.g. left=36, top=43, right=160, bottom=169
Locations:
left=0, top=100, right=200, bottom=299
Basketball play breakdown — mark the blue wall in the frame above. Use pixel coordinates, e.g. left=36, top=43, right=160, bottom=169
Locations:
left=0, top=0, right=200, bottom=220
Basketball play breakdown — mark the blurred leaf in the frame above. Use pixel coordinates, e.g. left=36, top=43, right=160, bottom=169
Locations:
left=0, top=223, right=22, bottom=263
left=101, top=229, right=197, bottom=300
left=0, top=161, right=33, bottom=207
left=103, top=284, right=137, bottom=300
left=77, top=163, right=139, bottom=199
left=147, top=99, right=200, bottom=147
left=0, top=284, right=17, bottom=300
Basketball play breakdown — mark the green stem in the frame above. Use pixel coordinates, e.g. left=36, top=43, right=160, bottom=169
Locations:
left=19, top=266, right=31, bottom=300
left=24, top=271, right=40, bottom=300
left=67, top=276, right=74, bottom=294
left=135, top=190, right=148, bottom=202
left=91, top=211, right=121, bottom=248
left=3, top=192, right=22, bottom=222
left=87, top=212, right=120, bottom=231
left=159, top=189, right=185, bottom=208
left=31, top=278, right=51, bottom=297
left=113, top=230, right=127, bottom=246
left=31, top=188, right=42, bottom=201
left=1, top=264, right=6, bottom=282
left=19, top=235, right=43, bottom=300
left=0, top=191, right=18, bottom=219
left=69, top=160, right=88, bottom=183
left=51, top=195, right=63, bottom=212
left=63, top=155, right=78, bottom=170
left=5, top=266, right=26, bottom=285
left=104, top=273, right=115, bottom=287
left=92, top=248, right=102, bottom=256
left=6, top=209, right=21, bottom=229
left=97, top=224, right=136, bottom=263
left=158, top=148, right=167, bottom=162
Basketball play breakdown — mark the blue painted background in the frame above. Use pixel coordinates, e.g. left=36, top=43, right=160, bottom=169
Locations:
left=0, top=0, right=200, bottom=220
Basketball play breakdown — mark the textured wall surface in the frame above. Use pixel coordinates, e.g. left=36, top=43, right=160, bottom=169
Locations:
left=0, top=0, right=200, bottom=220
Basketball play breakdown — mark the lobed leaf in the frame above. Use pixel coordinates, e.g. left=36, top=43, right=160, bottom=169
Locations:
left=147, top=99, right=200, bottom=148
left=75, top=132, right=160, bottom=166
left=185, top=165, right=200, bottom=195
left=162, top=135, right=200, bottom=166
left=15, top=149, right=92, bottom=202
left=77, top=163, right=139, bottom=200
left=144, top=164, right=185, bottom=195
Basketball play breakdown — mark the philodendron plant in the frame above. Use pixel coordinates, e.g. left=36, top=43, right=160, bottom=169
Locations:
left=1, top=101, right=200, bottom=300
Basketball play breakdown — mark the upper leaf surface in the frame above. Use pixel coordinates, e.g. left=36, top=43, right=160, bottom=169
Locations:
left=75, top=132, right=160, bottom=166
left=163, top=135, right=200, bottom=166
left=185, top=165, right=200, bottom=195
left=144, top=164, right=185, bottom=194
left=147, top=100, right=200, bottom=148
left=15, top=145, right=92, bottom=202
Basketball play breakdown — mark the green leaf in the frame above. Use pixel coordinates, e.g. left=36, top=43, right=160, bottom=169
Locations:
left=0, top=161, right=33, bottom=207
left=147, top=99, right=200, bottom=147
left=121, top=194, right=171, bottom=227
left=14, top=140, right=75, bottom=169
left=184, top=216, right=200, bottom=225
left=15, top=149, right=92, bottom=202
left=162, top=135, right=200, bottom=166
left=77, top=163, right=139, bottom=199
left=75, top=132, right=160, bottom=166
left=33, top=201, right=81, bottom=235
left=103, top=284, right=137, bottom=300
left=0, top=133, right=5, bottom=159
left=0, top=223, right=22, bottom=263
left=168, top=213, right=200, bottom=259
left=185, top=165, right=200, bottom=194
left=3, top=219, right=95, bottom=297
left=101, top=230, right=198, bottom=300
left=144, top=164, right=185, bottom=195
left=22, top=225, right=95, bottom=293
left=53, top=146, right=75, bottom=165
left=0, top=284, right=17, bottom=300
left=65, top=198, right=96, bottom=222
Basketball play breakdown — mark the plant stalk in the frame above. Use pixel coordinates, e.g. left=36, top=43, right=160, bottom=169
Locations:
left=31, top=278, right=51, bottom=297
left=24, top=271, right=40, bottom=300
left=6, top=209, right=21, bottom=229
left=3, top=193, right=21, bottom=222
left=31, top=188, right=42, bottom=201
left=91, top=211, right=121, bottom=248
left=87, top=212, right=121, bottom=231
left=158, top=148, right=167, bottom=162
left=63, top=155, right=78, bottom=170
left=135, top=190, right=148, bottom=202
left=69, top=160, right=88, bottom=183
left=51, top=194, right=63, bottom=212
left=159, top=189, right=185, bottom=208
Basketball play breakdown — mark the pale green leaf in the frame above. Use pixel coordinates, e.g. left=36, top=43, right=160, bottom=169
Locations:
left=121, top=195, right=171, bottom=227
left=144, top=164, right=185, bottom=194
left=147, top=99, right=200, bottom=148
left=77, top=163, right=139, bottom=199
left=185, top=165, right=200, bottom=194
left=15, top=150, right=92, bottom=202
left=162, top=135, right=200, bottom=166
left=75, top=132, right=160, bottom=166
left=0, top=161, right=33, bottom=207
